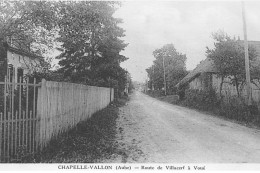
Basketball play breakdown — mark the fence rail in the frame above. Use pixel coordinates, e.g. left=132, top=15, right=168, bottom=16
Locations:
left=0, top=77, right=114, bottom=162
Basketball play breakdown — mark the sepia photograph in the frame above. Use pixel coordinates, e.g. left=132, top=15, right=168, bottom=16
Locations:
left=0, top=0, right=260, bottom=172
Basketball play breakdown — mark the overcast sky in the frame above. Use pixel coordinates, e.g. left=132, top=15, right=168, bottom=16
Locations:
left=113, top=1, right=260, bottom=82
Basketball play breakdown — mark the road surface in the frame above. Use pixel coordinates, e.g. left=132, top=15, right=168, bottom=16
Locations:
left=110, top=91, right=260, bottom=163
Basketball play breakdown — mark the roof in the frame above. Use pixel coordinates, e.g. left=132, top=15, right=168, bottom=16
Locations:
left=176, top=40, right=260, bottom=89
left=176, top=58, right=217, bottom=88
left=5, top=42, right=44, bottom=60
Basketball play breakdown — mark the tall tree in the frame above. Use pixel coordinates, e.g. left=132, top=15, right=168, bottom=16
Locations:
left=206, top=31, right=258, bottom=96
left=56, top=1, right=128, bottom=90
left=146, top=44, right=187, bottom=94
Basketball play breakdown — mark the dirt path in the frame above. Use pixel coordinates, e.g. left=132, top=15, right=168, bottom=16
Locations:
left=111, top=91, right=260, bottom=163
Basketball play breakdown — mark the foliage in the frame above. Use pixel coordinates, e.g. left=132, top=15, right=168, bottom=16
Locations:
left=250, top=60, right=260, bottom=89
left=218, top=96, right=248, bottom=121
left=0, top=1, right=130, bottom=92
left=178, top=88, right=260, bottom=126
left=146, top=44, right=187, bottom=94
left=0, top=1, right=60, bottom=82
left=146, top=90, right=165, bottom=98
left=56, top=1, right=128, bottom=92
left=22, top=55, right=64, bottom=83
left=180, top=88, right=219, bottom=111
left=0, top=1, right=58, bottom=55
left=26, top=71, right=64, bottom=83
left=206, top=31, right=258, bottom=96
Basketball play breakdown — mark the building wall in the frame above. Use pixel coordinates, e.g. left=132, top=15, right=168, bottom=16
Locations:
left=212, top=74, right=260, bottom=103
left=7, top=51, right=41, bottom=82
left=189, top=77, right=203, bottom=90
left=189, top=73, right=212, bottom=90
left=188, top=73, right=260, bottom=105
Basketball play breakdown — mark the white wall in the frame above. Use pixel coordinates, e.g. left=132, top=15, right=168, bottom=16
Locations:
left=7, top=51, right=41, bottom=81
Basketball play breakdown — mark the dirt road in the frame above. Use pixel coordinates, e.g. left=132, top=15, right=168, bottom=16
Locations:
left=112, top=91, right=260, bottom=163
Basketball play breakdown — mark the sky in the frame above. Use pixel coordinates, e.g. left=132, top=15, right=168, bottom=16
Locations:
left=113, top=0, right=260, bottom=82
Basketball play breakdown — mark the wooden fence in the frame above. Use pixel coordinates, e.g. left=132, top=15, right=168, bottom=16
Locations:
left=0, top=78, right=114, bottom=162
left=37, top=79, right=114, bottom=150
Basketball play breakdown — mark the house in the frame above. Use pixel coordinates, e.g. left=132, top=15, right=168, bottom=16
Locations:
left=176, top=58, right=217, bottom=91
left=176, top=41, right=260, bottom=102
left=0, top=41, right=43, bottom=82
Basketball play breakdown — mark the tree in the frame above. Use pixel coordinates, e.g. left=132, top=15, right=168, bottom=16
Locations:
left=0, top=1, right=58, bottom=55
left=56, top=1, right=128, bottom=92
left=0, top=1, right=130, bottom=94
left=146, top=44, right=187, bottom=94
left=206, top=31, right=258, bottom=96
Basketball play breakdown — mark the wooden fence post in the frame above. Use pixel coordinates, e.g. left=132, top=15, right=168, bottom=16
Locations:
left=36, top=79, right=46, bottom=151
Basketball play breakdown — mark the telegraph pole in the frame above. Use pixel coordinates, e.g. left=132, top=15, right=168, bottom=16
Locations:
left=162, top=56, right=167, bottom=95
left=152, top=65, right=154, bottom=90
left=108, top=76, right=111, bottom=102
left=242, top=1, right=252, bottom=106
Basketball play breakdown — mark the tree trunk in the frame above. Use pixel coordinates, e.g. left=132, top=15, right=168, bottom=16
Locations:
left=219, top=75, right=224, bottom=96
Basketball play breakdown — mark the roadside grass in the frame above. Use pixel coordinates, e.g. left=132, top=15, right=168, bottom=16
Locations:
left=15, top=96, right=129, bottom=163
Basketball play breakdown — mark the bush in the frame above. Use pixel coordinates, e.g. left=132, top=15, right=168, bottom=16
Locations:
left=146, top=90, right=165, bottom=98
left=218, top=96, right=247, bottom=120
left=218, top=96, right=259, bottom=124
left=180, top=88, right=218, bottom=111
left=179, top=88, right=260, bottom=126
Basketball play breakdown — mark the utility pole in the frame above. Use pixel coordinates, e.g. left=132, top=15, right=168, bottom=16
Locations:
left=152, top=65, right=154, bottom=90
left=145, top=79, right=148, bottom=93
left=242, top=1, right=252, bottom=106
left=108, top=76, right=111, bottom=102
left=162, top=56, right=167, bottom=95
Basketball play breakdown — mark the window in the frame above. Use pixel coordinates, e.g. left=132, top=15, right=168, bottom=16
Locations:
left=7, top=64, right=14, bottom=82
left=17, top=68, right=24, bottom=82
